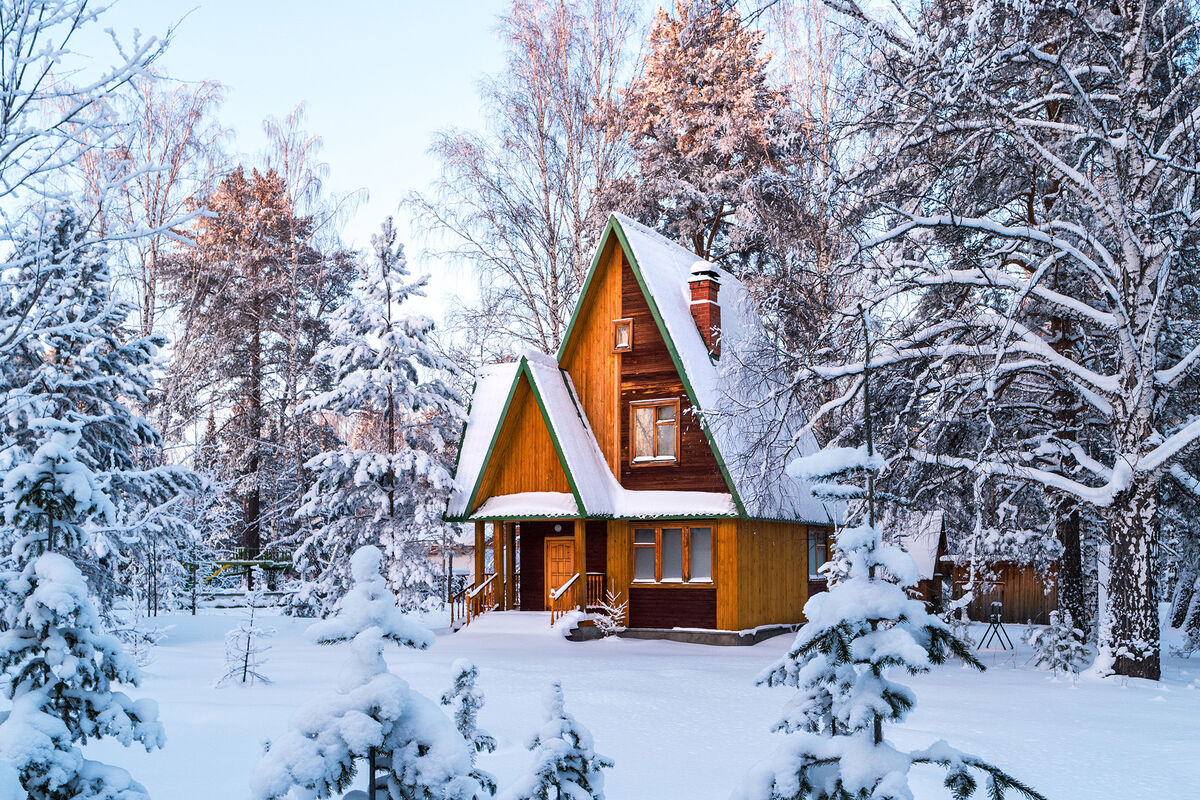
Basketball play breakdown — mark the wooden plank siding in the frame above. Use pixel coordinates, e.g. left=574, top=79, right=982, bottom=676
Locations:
left=733, top=520, right=809, bottom=630
left=559, top=236, right=623, bottom=473
left=618, top=256, right=725, bottom=492
left=953, top=562, right=1058, bottom=625
left=472, top=375, right=571, bottom=512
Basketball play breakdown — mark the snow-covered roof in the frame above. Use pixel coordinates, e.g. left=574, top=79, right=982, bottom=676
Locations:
left=608, top=214, right=828, bottom=522
left=892, top=510, right=945, bottom=581
left=446, top=214, right=830, bottom=523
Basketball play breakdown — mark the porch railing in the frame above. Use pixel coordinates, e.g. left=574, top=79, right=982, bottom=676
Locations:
left=450, top=572, right=499, bottom=629
left=586, top=572, right=606, bottom=608
left=549, top=573, right=580, bottom=625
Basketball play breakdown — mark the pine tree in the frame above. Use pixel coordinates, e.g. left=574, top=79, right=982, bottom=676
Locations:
left=216, top=566, right=275, bottom=687
left=600, top=0, right=792, bottom=267
left=441, top=659, right=497, bottom=794
left=251, top=546, right=482, bottom=800
left=294, top=217, right=462, bottom=613
left=502, top=682, right=612, bottom=800
left=0, top=207, right=201, bottom=603
left=1028, top=611, right=1090, bottom=679
left=0, top=552, right=165, bottom=800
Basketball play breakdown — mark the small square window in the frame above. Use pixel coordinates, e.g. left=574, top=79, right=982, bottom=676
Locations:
left=613, top=318, right=633, bottom=352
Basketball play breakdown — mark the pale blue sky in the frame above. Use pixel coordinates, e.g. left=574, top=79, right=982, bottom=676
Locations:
left=104, top=0, right=512, bottom=315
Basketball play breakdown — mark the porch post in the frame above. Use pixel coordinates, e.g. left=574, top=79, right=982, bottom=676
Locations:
left=574, top=518, right=586, bottom=611
left=473, top=521, right=485, bottom=586
left=505, top=522, right=517, bottom=609
left=493, top=521, right=505, bottom=610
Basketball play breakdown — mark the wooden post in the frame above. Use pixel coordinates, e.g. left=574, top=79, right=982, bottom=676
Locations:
left=505, top=521, right=517, bottom=609
left=493, top=521, right=504, bottom=610
left=574, top=518, right=587, bottom=611
left=474, top=521, right=485, bottom=587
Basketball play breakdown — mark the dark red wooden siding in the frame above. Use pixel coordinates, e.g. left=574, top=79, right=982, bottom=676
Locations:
left=628, top=587, right=717, bottom=629
left=586, top=520, right=607, bottom=574
left=619, top=256, right=725, bottom=492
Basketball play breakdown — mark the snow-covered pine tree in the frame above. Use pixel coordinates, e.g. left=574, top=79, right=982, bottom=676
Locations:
left=0, top=552, right=165, bottom=800
left=294, top=217, right=462, bottom=614
left=441, top=659, right=497, bottom=793
left=502, top=682, right=612, bottom=800
left=1028, top=611, right=1090, bottom=679
left=742, top=311, right=1043, bottom=800
left=593, top=589, right=628, bottom=637
left=250, top=546, right=482, bottom=800
left=0, top=208, right=202, bottom=603
left=216, top=566, right=275, bottom=687
left=600, top=0, right=793, bottom=268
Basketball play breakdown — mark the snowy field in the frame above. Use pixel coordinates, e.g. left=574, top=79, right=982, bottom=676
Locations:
left=88, top=610, right=1199, bottom=800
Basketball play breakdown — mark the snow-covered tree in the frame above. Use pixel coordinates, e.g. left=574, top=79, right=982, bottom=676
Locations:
left=744, top=442, right=1043, bottom=800
left=294, top=217, right=462, bottom=613
left=1028, top=611, right=1090, bottom=679
left=216, top=567, right=275, bottom=687
left=251, top=546, right=483, bottom=800
left=801, top=0, right=1200, bottom=681
left=600, top=0, right=793, bottom=268
left=0, top=208, right=201, bottom=603
left=502, top=682, right=612, bottom=800
left=441, top=659, right=497, bottom=794
left=592, top=590, right=628, bottom=638
left=0, top=552, right=165, bottom=800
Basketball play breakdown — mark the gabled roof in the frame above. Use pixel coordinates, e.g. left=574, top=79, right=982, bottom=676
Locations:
left=446, top=351, right=737, bottom=521
left=448, top=214, right=830, bottom=523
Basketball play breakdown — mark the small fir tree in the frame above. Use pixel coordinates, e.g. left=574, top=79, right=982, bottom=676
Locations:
left=0, top=553, right=165, bottom=800
left=251, top=546, right=482, bottom=800
left=1028, top=611, right=1090, bottom=678
left=216, top=566, right=275, bottom=686
left=502, top=682, right=612, bottom=800
left=441, top=659, right=497, bottom=794
left=593, top=590, right=628, bottom=638
left=294, top=217, right=462, bottom=613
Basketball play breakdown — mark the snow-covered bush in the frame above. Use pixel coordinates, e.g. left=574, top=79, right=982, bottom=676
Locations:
left=216, top=567, right=275, bottom=687
left=592, top=590, right=628, bottom=637
left=1029, top=611, right=1090, bottom=678
left=0, top=553, right=165, bottom=800
left=502, top=681, right=612, bottom=800
left=441, top=659, right=497, bottom=793
left=250, top=546, right=483, bottom=800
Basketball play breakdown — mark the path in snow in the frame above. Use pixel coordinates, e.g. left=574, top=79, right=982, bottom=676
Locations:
left=86, top=609, right=1199, bottom=799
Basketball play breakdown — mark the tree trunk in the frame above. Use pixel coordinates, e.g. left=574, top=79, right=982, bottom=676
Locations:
left=1057, top=506, right=1089, bottom=637
left=1104, top=480, right=1160, bottom=680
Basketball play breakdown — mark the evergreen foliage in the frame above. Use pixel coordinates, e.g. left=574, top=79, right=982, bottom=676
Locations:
left=441, top=659, right=497, bottom=794
left=251, top=546, right=483, bottom=800
left=1028, top=611, right=1090, bottom=678
left=0, top=553, right=165, bottom=800
left=502, top=681, right=612, bottom=800
left=216, top=567, right=275, bottom=687
left=294, top=217, right=463, bottom=614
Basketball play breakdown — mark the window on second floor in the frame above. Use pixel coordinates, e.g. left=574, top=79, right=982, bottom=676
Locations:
left=630, top=398, right=679, bottom=465
left=613, top=318, right=633, bottom=352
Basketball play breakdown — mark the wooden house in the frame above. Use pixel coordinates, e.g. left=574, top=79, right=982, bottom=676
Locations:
left=445, top=214, right=835, bottom=640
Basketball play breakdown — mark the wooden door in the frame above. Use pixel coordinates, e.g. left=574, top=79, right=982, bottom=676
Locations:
left=544, top=536, right=576, bottom=606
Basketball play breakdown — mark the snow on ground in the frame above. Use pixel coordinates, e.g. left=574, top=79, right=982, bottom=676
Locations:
left=85, top=610, right=1198, bottom=799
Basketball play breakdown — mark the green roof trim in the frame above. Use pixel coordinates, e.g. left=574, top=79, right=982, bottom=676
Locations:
left=602, top=217, right=748, bottom=517
left=451, top=356, right=588, bottom=522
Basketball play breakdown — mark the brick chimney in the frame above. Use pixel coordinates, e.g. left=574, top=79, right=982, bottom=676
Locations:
left=688, top=261, right=721, bottom=358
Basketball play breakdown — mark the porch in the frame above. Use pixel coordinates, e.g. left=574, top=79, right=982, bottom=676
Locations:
left=450, top=519, right=610, bottom=629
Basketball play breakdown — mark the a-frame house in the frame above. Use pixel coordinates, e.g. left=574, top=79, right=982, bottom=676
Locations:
left=445, top=214, right=834, bottom=638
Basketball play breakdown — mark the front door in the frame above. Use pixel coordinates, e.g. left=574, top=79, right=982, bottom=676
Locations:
left=544, top=536, right=576, bottom=607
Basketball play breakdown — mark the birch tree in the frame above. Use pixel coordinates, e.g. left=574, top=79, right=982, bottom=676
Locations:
left=812, top=0, right=1200, bottom=680
left=409, top=0, right=638, bottom=358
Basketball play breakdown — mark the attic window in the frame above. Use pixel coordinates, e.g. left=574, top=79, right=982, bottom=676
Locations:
left=630, top=398, right=679, bottom=466
left=612, top=318, right=633, bottom=352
